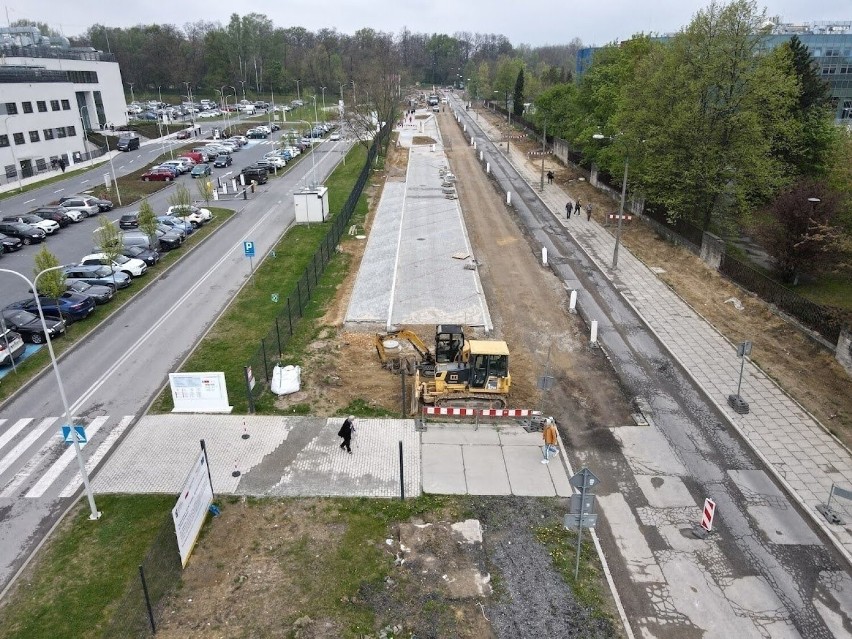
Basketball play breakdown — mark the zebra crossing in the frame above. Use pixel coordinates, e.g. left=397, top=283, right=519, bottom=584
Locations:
left=0, top=415, right=134, bottom=501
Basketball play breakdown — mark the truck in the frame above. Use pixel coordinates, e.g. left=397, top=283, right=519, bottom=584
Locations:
left=428, top=95, right=439, bottom=106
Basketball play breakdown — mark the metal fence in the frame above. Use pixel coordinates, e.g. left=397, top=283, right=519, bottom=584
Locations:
left=99, top=512, right=182, bottom=638
left=244, top=124, right=389, bottom=407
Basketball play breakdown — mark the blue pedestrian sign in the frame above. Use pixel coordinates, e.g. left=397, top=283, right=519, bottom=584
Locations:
left=62, top=425, right=87, bottom=444
left=243, top=241, right=255, bottom=258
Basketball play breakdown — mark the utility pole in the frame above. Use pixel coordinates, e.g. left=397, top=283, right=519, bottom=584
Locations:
left=540, top=121, right=546, bottom=192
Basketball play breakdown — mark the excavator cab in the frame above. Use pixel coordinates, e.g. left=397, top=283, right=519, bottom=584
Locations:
left=468, top=341, right=510, bottom=390
left=435, top=324, right=464, bottom=363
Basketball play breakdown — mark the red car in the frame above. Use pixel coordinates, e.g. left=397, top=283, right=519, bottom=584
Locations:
left=141, top=168, right=174, bottom=182
left=175, top=130, right=191, bottom=140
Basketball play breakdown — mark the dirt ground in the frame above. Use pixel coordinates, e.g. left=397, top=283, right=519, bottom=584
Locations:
left=495, top=118, right=852, bottom=445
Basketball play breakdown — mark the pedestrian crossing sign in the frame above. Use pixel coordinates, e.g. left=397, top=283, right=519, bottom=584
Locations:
left=61, top=425, right=87, bottom=444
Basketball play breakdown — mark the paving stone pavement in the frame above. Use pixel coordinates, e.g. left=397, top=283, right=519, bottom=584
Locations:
left=468, top=108, right=852, bottom=564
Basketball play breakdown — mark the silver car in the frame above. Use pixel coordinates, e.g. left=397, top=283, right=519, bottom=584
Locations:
left=58, top=196, right=100, bottom=218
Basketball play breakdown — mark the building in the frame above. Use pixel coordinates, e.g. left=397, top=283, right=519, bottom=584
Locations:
left=0, top=26, right=126, bottom=185
left=575, top=20, right=852, bottom=124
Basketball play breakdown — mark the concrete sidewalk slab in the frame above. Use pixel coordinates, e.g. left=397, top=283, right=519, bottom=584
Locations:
left=422, top=424, right=500, bottom=445
left=463, top=446, right=511, bottom=495
left=422, top=443, right=466, bottom=493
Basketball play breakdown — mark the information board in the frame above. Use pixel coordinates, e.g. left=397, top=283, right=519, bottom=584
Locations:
left=169, top=372, right=233, bottom=413
left=172, top=449, right=214, bottom=567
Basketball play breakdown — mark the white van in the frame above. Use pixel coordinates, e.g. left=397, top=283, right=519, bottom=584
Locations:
left=242, top=105, right=256, bottom=115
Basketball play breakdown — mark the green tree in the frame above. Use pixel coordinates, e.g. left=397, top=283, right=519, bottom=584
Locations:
left=95, top=215, right=124, bottom=286
left=197, top=179, right=215, bottom=206
left=169, top=183, right=192, bottom=213
left=137, top=201, right=159, bottom=251
left=513, top=68, right=525, bottom=118
left=33, top=247, right=66, bottom=321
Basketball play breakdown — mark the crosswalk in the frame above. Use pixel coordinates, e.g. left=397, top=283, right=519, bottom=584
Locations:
left=0, top=415, right=134, bottom=501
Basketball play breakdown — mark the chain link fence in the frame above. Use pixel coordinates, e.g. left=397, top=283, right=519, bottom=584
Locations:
left=245, top=124, right=390, bottom=407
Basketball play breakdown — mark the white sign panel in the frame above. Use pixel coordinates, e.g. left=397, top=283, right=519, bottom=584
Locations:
left=172, top=449, right=214, bottom=567
left=169, top=372, right=233, bottom=413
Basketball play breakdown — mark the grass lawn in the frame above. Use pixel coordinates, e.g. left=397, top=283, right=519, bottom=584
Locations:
left=151, top=143, right=368, bottom=414
left=0, top=207, right=235, bottom=404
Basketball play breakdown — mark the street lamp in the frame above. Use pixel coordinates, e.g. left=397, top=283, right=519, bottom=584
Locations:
left=320, top=86, right=327, bottom=121
left=183, top=81, right=196, bottom=132
left=239, top=80, right=247, bottom=102
left=295, top=78, right=301, bottom=103
left=1, top=115, right=23, bottom=192
left=126, top=82, right=135, bottom=106
left=102, top=134, right=122, bottom=207
left=228, top=86, right=240, bottom=128
left=593, top=133, right=630, bottom=270
left=0, top=266, right=101, bottom=520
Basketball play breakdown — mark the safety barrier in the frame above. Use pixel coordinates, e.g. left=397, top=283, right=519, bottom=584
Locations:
left=422, top=407, right=541, bottom=418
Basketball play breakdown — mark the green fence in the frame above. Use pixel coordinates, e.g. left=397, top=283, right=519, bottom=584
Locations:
left=244, top=124, right=390, bottom=408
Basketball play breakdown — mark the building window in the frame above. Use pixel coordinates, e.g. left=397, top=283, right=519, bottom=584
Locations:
left=56, top=127, right=67, bottom=138
left=43, top=128, right=54, bottom=140
left=22, top=101, right=33, bottom=114
left=813, top=48, right=823, bottom=57
left=37, top=100, right=47, bottom=112
left=5, top=165, right=16, bottom=179
left=36, top=158, right=47, bottom=171
left=29, top=130, right=40, bottom=143
left=4, top=102, right=17, bottom=115
left=0, top=134, right=8, bottom=147
left=13, top=132, right=24, bottom=145
left=61, top=99, right=71, bottom=110
left=50, top=100, right=60, bottom=111
left=67, top=125, right=76, bottom=137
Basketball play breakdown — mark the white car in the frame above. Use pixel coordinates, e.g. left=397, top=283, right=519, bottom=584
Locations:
left=166, top=205, right=212, bottom=226
left=6, top=215, right=60, bottom=235
left=329, top=132, right=341, bottom=141
left=198, top=110, right=220, bottom=119
left=160, top=160, right=191, bottom=174
left=264, top=156, right=286, bottom=168
left=81, top=253, right=148, bottom=278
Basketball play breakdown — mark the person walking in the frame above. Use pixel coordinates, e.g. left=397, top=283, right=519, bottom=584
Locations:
left=547, top=170, right=554, bottom=185
left=542, top=417, right=559, bottom=464
left=574, top=200, right=581, bottom=216
left=566, top=202, right=572, bottom=220
left=586, top=202, right=593, bottom=221
left=338, top=415, right=355, bottom=454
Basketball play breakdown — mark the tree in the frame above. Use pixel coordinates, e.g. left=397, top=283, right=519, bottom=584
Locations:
left=197, top=179, right=215, bottom=206
left=512, top=68, right=525, bottom=118
left=95, top=215, right=124, bottom=287
left=754, top=180, right=847, bottom=284
left=137, top=201, right=159, bottom=252
left=169, top=183, right=192, bottom=216
left=33, top=247, right=66, bottom=321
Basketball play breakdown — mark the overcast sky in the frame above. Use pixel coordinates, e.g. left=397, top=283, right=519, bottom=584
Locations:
left=4, top=0, right=849, bottom=47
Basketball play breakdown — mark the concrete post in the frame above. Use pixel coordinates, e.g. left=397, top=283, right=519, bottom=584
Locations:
left=590, top=320, right=598, bottom=346
left=480, top=151, right=484, bottom=161
left=212, top=189, right=219, bottom=201
left=542, top=247, right=547, bottom=266
left=569, top=290, right=577, bottom=314
left=486, top=162, right=490, bottom=173
left=837, top=327, right=852, bottom=376
left=506, top=191, right=511, bottom=206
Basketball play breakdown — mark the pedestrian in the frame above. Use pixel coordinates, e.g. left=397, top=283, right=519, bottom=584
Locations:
left=574, top=200, right=581, bottom=216
left=338, top=415, right=355, bottom=454
left=59, top=158, right=66, bottom=173
left=586, top=203, right=593, bottom=221
left=547, top=170, right=554, bottom=185
left=566, top=202, right=571, bottom=220
left=541, top=417, right=559, bottom=464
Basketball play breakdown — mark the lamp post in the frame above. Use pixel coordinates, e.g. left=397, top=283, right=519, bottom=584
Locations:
left=320, top=86, right=327, bottom=121
left=183, top=82, right=196, bottom=132
left=103, top=133, right=122, bottom=206
left=228, top=86, right=240, bottom=128
left=295, top=79, right=301, bottom=103
left=0, top=266, right=101, bottom=520
left=539, top=120, right=547, bottom=192
left=239, top=80, right=247, bottom=102
left=593, top=133, right=629, bottom=270
left=126, top=82, right=135, bottom=106
left=1, top=115, right=23, bottom=191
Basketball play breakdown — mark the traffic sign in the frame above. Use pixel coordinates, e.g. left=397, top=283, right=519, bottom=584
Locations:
left=569, top=468, right=600, bottom=492
left=243, top=241, right=255, bottom=257
left=61, top=425, right=87, bottom=444
left=564, top=513, right=598, bottom=529
left=570, top=493, right=596, bottom=514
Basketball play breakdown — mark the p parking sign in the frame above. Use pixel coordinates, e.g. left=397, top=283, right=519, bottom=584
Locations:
left=243, top=241, right=255, bottom=257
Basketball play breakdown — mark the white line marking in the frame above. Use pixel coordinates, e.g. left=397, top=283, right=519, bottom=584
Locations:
left=59, top=416, right=133, bottom=497
left=81, top=179, right=89, bottom=184
left=23, top=199, right=34, bottom=204
left=118, top=165, right=125, bottom=170
left=0, top=421, right=63, bottom=498
left=25, top=416, right=109, bottom=498
left=0, top=418, right=55, bottom=477
left=53, top=188, right=64, bottom=194
left=0, top=418, right=32, bottom=452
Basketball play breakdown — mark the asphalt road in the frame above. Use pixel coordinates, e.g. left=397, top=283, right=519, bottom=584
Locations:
left=450, top=96, right=850, bottom=638
left=0, top=124, right=349, bottom=591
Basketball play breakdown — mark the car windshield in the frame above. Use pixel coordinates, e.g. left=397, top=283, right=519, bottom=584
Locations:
left=68, top=281, right=91, bottom=292
left=125, top=246, right=142, bottom=257
left=92, top=266, right=113, bottom=277
left=114, top=255, right=129, bottom=264
left=6, top=309, right=36, bottom=324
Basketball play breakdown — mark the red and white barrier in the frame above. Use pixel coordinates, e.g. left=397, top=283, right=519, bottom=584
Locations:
left=422, top=407, right=541, bottom=418
left=479, top=409, right=541, bottom=418
left=700, top=498, right=716, bottom=532
left=607, top=213, right=633, bottom=222
left=423, top=407, right=479, bottom=416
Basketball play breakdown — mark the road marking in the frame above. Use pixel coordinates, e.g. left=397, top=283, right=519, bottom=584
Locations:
left=0, top=418, right=54, bottom=478
left=81, top=179, right=89, bottom=184
left=0, top=419, right=63, bottom=497
left=0, top=418, right=33, bottom=452
left=69, top=209, right=279, bottom=415
left=119, top=165, right=125, bottom=170
left=23, top=199, right=34, bottom=204
left=59, top=416, right=133, bottom=498
left=25, top=416, right=109, bottom=498
left=53, top=188, right=64, bottom=194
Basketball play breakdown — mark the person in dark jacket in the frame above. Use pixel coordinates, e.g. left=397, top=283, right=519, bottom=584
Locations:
left=338, top=415, right=355, bottom=453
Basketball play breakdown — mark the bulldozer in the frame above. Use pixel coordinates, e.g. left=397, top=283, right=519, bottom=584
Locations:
left=374, top=325, right=511, bottom=411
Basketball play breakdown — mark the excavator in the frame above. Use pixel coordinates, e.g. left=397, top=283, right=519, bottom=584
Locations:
left=374, top=325, right=511, bottom=410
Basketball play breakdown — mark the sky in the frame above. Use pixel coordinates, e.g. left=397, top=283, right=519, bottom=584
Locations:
left=3, top=0, right=849, bottom=47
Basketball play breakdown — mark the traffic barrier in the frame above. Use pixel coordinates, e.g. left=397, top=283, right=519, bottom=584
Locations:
left=607, top=213, right=633, bottom=222
left=700, top=498, right=716, bottom=532
left=422, top=407, right=541, bottom=418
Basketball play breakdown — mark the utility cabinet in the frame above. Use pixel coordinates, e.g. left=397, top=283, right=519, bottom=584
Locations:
left=293, top=187, right=329, bottom=223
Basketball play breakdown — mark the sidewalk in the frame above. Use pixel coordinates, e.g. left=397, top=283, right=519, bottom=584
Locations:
left=471, top=111, right=852, bottom=564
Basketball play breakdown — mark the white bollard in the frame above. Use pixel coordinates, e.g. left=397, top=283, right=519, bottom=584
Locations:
left=480, top=150, right=484, bottom=161
left=569, top=290, right=578, bottom=314
left=590, top=320, right=599, bottom=345
left=463, top=124, right=466, bottom=132
left=431, top=144, right=435, bottom=152
left=486, top=162, right=490, bottom=173
left=212, top=189, right=219, bottom=201
left=233, top=178, right=239, bottom=191
left=507, top=191, right=512, bottom=206
left=220, top=184, right=227, bottom=194
left=542, top=247, right=548, bottom=266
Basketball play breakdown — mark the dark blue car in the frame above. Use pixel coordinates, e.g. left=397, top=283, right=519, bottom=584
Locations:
left=6, top=292, right=96, bottom=324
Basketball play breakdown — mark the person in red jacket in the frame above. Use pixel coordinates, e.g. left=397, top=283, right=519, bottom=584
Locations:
left=541, top=417, right=559, bottom=464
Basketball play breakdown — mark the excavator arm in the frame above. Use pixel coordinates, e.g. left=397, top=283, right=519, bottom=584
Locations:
left=374, top=329, right=434, bottom=365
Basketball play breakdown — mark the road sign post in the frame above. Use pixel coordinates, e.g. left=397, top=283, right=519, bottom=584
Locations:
left=568, top=467, right=600, bottom=579
left=243, top=241, right=256, bottom=285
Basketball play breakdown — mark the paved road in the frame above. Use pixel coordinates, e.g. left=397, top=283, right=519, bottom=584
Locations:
left=0, top=129, right=349, bottom=592
left=448, top=96, right=852, bottom=638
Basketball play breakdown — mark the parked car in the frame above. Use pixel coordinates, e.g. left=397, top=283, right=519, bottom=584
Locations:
left=2, top=214, right=59, bottom=236
left=180, top=152, right=204, bottom=165
left=67, top=279, right=114, bottom=305
left=63, top=264, right=131, bottom=290
left=81, top=253, right=148, bottom=278
left=141, top=168, right=174, bottom=182
left=28, top=206, right=71, bottom=228
left=0, top=233, right=23, bottom=252
left=213, top=154, right=232, bottom=168
left=246, top=129, right=268, bottom=139
left=160, top=160, right=190, bottom=175
left=123, top=233, right=157, bottom=251
left=59, top=195, right=113, bottom=212
left=0, top=222, right=46, bottom=245
left=175, top=130, right=191, bottom=139
left=156, top=222, right=186, bottom=241
left=156, top=215, right=194, bottom=236
left=166, top=204, right=211, bottom=226
left=330, top=132, right=341, bottom=141
left=0, top=326, right=26, bottom=366
left=190, top=164, right=212, bottom=178
left=59, top=196, right=101, bottom=218
left=241, top=166, right=269, bottom=184
left=6, top=292, right=95, bottom=323
left=263, top=156, right=286, bottom=168
left=155, top=165, right=181, bottom=179
left=119, top=213, right=139, bottom=229
left=0, top=308, right=65, bottom=344
left=151, top=228, right=183, bottom=250
left=121, top=244, right=160, bottom=266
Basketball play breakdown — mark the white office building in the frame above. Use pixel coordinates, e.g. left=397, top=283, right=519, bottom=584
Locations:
left=0, top=26, right=126, bottom=186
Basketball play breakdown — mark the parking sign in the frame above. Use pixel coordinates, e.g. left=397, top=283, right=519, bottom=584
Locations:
left=243, top=241, right=255, bottom=257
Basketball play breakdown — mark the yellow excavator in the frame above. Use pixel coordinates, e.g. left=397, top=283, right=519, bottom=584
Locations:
left=374, top=325, right=511, bottom=410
